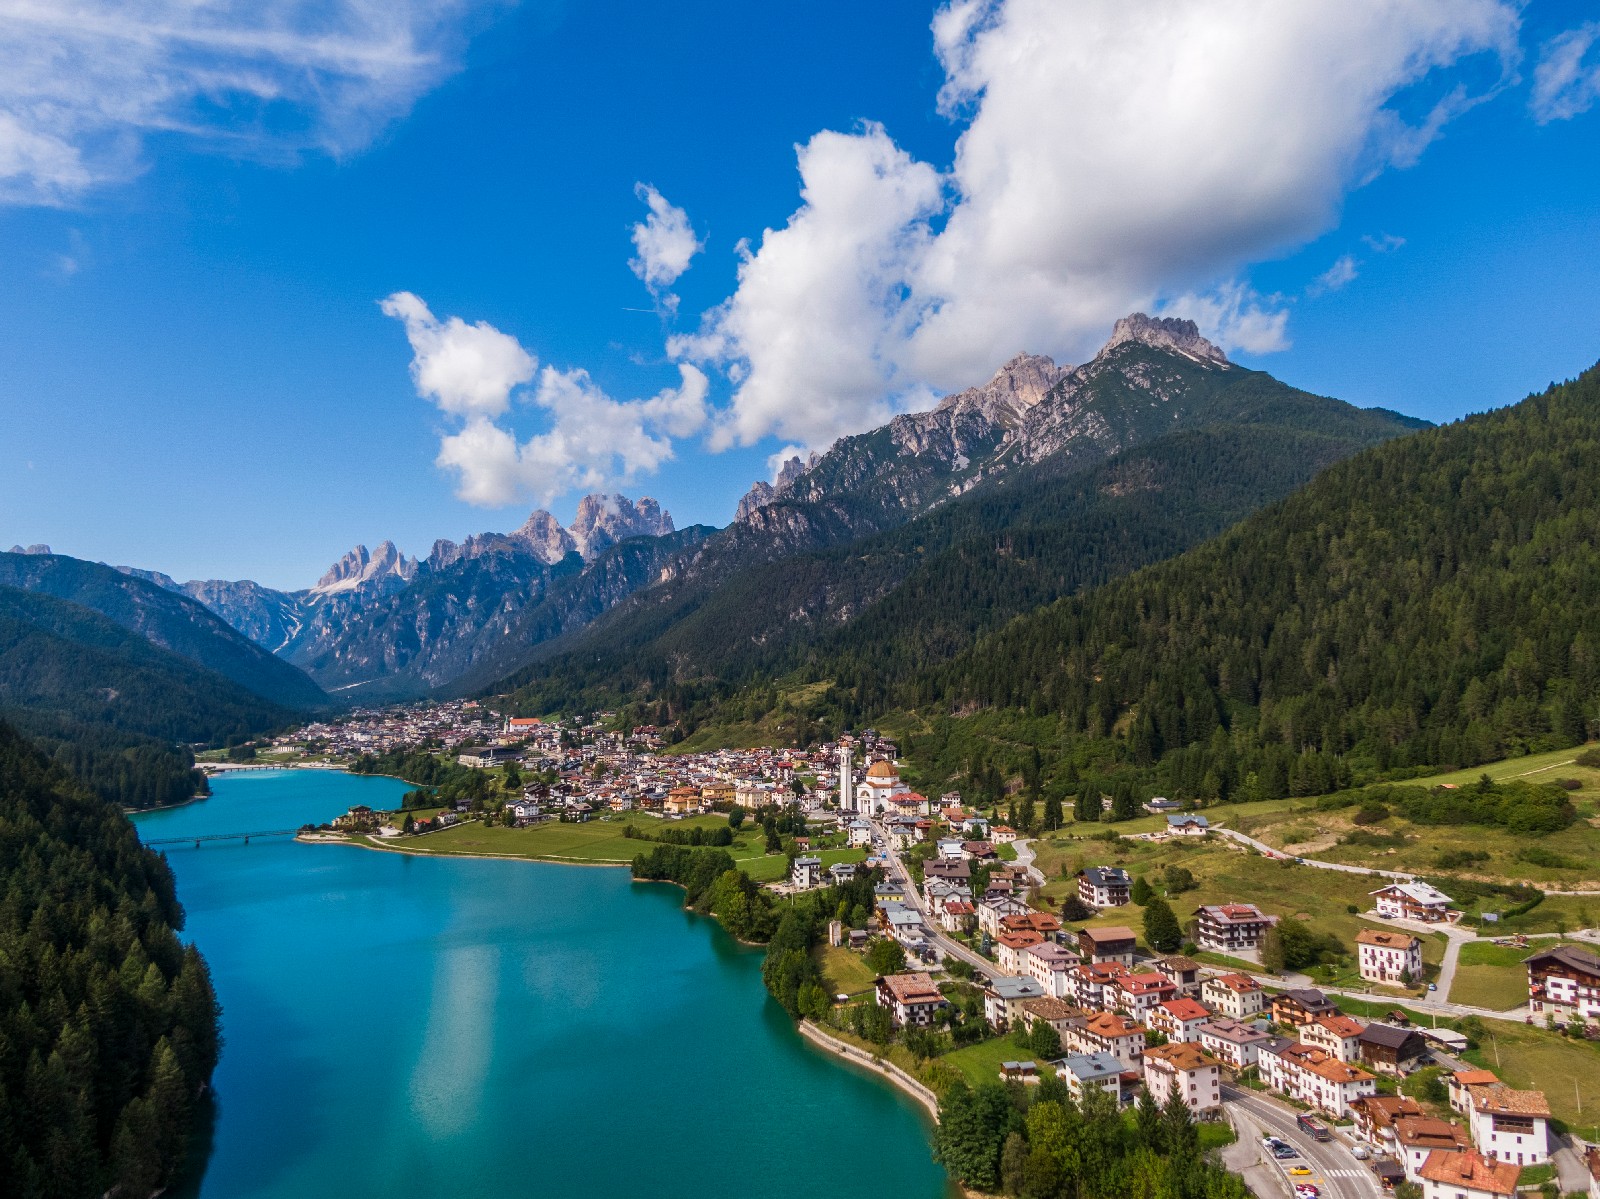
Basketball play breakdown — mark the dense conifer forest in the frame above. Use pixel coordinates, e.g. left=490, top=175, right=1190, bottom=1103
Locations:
left=901, top=364, right=1600, bottom=798
left=0, top=720, right=222, bottom=1198
left=573, top=363, right=1599, bottom=808
left=0, top=585, right=300, bottom=808
left=498, top=395, right=1423, bottom=732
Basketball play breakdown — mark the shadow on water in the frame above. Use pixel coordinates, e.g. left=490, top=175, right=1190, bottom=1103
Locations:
left=166, top=1092, right=218, bottom=1199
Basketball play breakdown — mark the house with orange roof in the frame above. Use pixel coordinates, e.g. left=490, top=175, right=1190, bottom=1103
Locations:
left=1110, top=971, right=1178, bottom=1019
left=1302, top=1014, right=1367, bottom=1063
left=1148, top=997, right=1213, bottom=1043
left=1464, top=1083, right=1551, bottom=1166
left=1395, top=1115, right=1471, bottom=1182
left=995, top=929, right=1046, bottom=974
left=1201, top=972, right=1264, bottom=1019
left=1069, top=1011, right=1147, bottom=1069
left=1447, top=1069, right=1501, bottom=1115
left=1417, top=1149, right=1518, bottom=1199
left=1260, top=1040, right=1377, bottom=1117
left=1142, top=1043, right=1222, bottom=1116
left=1357, top=927, right=1424, bottom=984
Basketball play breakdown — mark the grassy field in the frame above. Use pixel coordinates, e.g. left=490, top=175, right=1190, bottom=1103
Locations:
left=352, top=813, right=867, bottom=882
left=1448, top=939, right=1592, bottom=1011
left=1461, top=1020, right=1600, bottom=1131
left=941, top=1036, right=1032, bottom=1087
left=1221, top=744, right=1600, bottom=890
left=1028, top=832, right=1443, bottom=978
left=816, top=944, right=880, bottom=997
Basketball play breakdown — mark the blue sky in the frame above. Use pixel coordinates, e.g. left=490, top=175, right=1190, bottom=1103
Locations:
left=1, top=0, right=1597, bottom=589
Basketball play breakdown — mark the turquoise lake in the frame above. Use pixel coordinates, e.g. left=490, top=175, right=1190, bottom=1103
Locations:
left=131, top=770, right=950, bottom=1199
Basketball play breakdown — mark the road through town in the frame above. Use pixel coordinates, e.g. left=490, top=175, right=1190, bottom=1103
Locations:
left=1224, top=1086, right=1382, bottom=1199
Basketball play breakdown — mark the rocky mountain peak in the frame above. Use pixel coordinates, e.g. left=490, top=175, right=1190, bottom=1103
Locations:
left=512, top=510, right=579, bottom=565
left=570, top=494, right=674, bottom=557
left=1098, top=313, right=1228, bottom=366
left=935, top=352, right=1068, bottom=424
left=311, top=541, right=418, bottom=596
left=7, top=544, right=51, bottom=555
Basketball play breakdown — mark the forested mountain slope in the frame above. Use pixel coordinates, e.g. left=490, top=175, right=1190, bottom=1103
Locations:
left=905, top=362, right=1600, bottom=799
left=0, top=720, right=222, bottom=1197
left=492, top=360, right=1425, bottom=726
left=0, top=586, right=300, bottom=807
left=0, top=553, right=326, bottom=711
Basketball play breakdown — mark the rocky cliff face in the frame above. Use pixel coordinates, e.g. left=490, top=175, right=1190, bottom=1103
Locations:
left=569, top=494, right=674, bottom=557
left=427, top=493, right=673, bottom=569
left=732, top=354, right=1067, bottom=526
left=311, top=541, right=418, bottom=596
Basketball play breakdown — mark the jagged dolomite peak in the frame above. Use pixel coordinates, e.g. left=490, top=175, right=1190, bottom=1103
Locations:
left=311, top=541, right=418, bottom=595
left=1099, top=313, right=1229, bottom=366
left=934, top=352, right=1068, bottom=425
left=569, top=494, right=674, bottom=558
left=511, top=510, right=579, bottom=564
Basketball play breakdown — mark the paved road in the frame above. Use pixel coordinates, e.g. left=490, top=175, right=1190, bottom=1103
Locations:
left=1011, top=837, right=1047, bottom=887
left=873, top=818, right=999, bottom=979
left=1211, top=827, right=1417, bottom=881
left=1224, top=1086, right=1382, bottom=1199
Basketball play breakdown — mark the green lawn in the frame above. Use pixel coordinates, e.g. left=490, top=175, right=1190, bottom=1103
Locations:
left=941, top=1037, right=1033, bottom=1088
left=1461, top=1020, right=1600, bottom=1130
left=362, top=813, right=866, bottom=882
left=1448, top=939, right=1588, bottom=1011
left=816, top=944, right=878, bottom=996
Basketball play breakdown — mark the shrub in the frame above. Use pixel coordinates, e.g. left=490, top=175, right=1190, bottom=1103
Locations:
left=1576, top=748, right=1600, bottom=769
left=1553, top=778, right=1583, bottom=791
left=1517, top=846, right=1581, bottom=870
left=1435, top=849, right=1490, bottom=869
left=1352, top=801, right=1391, bottom=825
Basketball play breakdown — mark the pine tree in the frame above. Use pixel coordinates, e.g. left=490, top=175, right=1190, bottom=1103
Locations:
left=1143, top=897, right=1182, bottom=953
left=1042, top=793, right=1063, bottom=830
left=1134, top=1087, right=1162, bottom=1149
left=1130, top=876, right=1154, bottom=905
left=1260, top=924, right=1287, bottom=975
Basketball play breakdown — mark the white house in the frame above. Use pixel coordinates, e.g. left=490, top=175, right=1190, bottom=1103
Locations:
left=1142, top=1043, right=1222, bottom=1116
left=876, top=973, right=948, bottom=1028
left=1357, top=928, right=1424, bottom=984
left=1197, top=1018, right=1272, bottom=1069
left=1024, top=942, right=1081, bottom=1000
left=791, top=856, right=822, bottom=890
left=1370, top=881, right=1455, bottom=923
left=1259, top=1040, right=1378, bottom=1118
left=1076, top=866, right=1132, bottom=908
left=1201, top=973, right=1264, bottom=1020
left=1464, top=1083, right=1551, bottom=1166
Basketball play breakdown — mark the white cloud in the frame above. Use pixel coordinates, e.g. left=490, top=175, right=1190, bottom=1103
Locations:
left=1307, top=254, right=1360, bottom=298
left=1161, top=282, right=1291, bottom=355
left=672, top=0, right=1520, bottom=454
left=379, top=291, right=535, bottom=419
left=629, top=184, right=703, bottom=291
left=383, top=293, right=709, bottom=507
left=669, top=123, right=944, bottom=452
left=0, top=0, right=484, bottom=205
left=1531, top=22, right=1600, bottom=123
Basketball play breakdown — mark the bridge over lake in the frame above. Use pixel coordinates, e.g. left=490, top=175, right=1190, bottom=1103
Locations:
left=144, top=829, right=300, bottom=847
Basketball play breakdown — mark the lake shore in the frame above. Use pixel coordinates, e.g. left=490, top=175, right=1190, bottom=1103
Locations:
left=299, top=830, right=633, bottom=868
left=797, top=1021, right=940, bottom=1121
